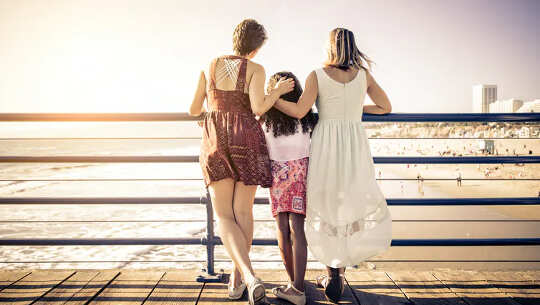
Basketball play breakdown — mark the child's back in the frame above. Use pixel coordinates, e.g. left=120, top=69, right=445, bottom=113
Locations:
left=263, top=122, right=310, bottom=161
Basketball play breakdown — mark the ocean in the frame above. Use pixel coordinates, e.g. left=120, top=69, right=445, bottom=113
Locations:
left=1, top=121, right=539, bottom=270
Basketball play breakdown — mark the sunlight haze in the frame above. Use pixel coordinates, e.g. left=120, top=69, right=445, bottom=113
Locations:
left=0, top=0, right=539, bottom=113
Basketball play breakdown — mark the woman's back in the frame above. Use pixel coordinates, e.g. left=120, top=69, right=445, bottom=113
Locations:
left=206, top=55, right=259, bottom=113
left=314, top=67, right=367, bottom=121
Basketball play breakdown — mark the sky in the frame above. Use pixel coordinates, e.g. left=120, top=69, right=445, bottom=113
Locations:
left=0, top=0, right=539, bottom=113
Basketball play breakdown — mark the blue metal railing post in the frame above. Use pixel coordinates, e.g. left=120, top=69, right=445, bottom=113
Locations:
left=196, top=189, right=223, bottom=282
left=205, top=189, right=215, bottom=275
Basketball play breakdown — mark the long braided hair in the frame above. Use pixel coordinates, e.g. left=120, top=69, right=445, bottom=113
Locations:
left=324, top=27, right=373, bottom=71
left=260, top=72, right=317, bottom=137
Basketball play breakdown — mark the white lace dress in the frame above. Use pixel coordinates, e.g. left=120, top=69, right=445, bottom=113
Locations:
left=305, top=68, right=392, bottom=268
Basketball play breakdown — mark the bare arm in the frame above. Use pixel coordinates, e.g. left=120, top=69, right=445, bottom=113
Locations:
left=364, top=71, right=392, bottom=114
left=188, top=71, right=207, bottom=116
left=273, top=70, right=318, bottom=119
left=249, top=63, right=294, bottom=116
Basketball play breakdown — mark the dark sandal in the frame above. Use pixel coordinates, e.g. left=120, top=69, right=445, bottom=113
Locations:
left=324, top=268, right=345, bottom=303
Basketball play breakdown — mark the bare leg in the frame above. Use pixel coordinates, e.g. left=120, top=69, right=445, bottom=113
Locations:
left=289, top=213, right=307, bottom=292
left=231, top=181, right=257, bottom=287
left=230, top=181, right=257, bottom=287
left=208, top=179, right=256, bottom=284
left=275, top=212, right=294, bottom=282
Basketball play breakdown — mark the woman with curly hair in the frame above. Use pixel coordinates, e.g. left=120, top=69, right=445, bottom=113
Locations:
left=273, top=28, right=393, bottom=303
left=189, top=19, right=294, bottom=305
left=259, top=72, right=316, bottom=305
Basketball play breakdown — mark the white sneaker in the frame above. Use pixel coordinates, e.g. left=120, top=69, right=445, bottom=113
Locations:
left=247, top=277, right=267, bottom=305
left=272, top=282, right=306, bottom=305
left=228, top=280, right=246, bottom=300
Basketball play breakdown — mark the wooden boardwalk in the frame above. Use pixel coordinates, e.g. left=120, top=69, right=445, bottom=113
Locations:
left=0, top=269, right=538, bottom=304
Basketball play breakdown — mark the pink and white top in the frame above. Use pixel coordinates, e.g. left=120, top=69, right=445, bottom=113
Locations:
left=262, top=122, right=311, bottom=161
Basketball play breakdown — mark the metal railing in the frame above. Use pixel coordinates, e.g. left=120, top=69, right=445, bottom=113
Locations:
left=1, top=112, right=539, bottom=281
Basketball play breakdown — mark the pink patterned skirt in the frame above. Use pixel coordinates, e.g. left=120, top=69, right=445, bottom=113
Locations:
left=269, top=157, right=309, bottom=217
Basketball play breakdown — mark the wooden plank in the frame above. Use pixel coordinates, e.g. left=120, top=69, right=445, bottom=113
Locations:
left=0, top=270, right=74, bottom=304
left=63, top=270, right=120, bottom=305
left=145, top=270, right=202, bottom=305
left=386, top=270, right=466, bottom=305
left=89, top=270, right=164, bottom=305
left=345, top=270, right=410, bottom=305
left=0, top=271, right=31, bottom=291
left=432, top=269, right=521, bottom=305
left=34, top=270, right=100, bottom=305
left=478, top=271, right=540, bottom=305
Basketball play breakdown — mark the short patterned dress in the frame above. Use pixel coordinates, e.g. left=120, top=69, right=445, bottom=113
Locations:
left=200, top=55, right=272, bottom=188
left=262, top=123, right=310, bottom=217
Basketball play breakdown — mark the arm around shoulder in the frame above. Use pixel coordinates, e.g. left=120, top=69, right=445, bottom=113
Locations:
left=249, top=63, right=295, bottom=116
left=274, top=70, right=318, bottom=119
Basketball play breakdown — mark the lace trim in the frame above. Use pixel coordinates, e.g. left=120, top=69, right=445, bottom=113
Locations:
left=306, top=202, right=389, bottom=238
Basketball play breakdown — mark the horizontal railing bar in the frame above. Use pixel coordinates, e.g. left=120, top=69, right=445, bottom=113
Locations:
left=1, top=197, right=538, bottom=205
left=2, top=237, right=539, bottom=246
left=0, top=156, right=199, bottom=163
left=1, top=155, right=539, bottom=163
left=1, top=137, right=538, bottom=140
left=216, top=259, right=540, bottom=263
left=382, top=197, right=540, bottom=206
left=0, top=137, right=203, bottom=140
left=243, top=238, right=540, bottom=246
left=1, top=219, right=538, bottom=223
left=0, top=260, right=207, bottom=263
left=0, top=238, right=204, bottom=245
left=0, top=178, right=205, bottom=181
left=0, top=220, right=209, bottom=223
left=0, top=197, right=207, bottom=204
left=1, top=112, right=538, bottom=122
left=0, top=112, right=204, bottom=121
left=254, top=197, right=540, bottom=205
left=1, top=178, right=539, bottom=182
left=2, top=259, right=539, bottom=263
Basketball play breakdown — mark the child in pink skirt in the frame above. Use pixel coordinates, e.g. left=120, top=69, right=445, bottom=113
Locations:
left=260, top=72, right=316, bottom=305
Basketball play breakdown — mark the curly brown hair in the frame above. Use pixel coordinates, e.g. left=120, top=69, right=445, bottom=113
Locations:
left=232, top=19, right=267, bottom=56
left=260, top=72, right=317, bottom=137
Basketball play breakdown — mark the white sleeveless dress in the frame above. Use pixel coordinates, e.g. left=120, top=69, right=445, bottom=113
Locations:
left=305, top=68, right=392, bottom=268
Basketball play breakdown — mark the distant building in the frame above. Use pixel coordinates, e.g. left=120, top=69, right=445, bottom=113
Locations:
left=473, top=85, right=497, bottom=113
left=489, top=98, right=524, bottom=113
left=517, top=99, right=540, bottom=112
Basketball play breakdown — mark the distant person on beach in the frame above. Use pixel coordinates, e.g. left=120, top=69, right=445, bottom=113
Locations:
left=273, top=27, right=393, bottom=303
left=189, top=19, right=294, bottom=305
left=260, top=72, right=316, bottom=305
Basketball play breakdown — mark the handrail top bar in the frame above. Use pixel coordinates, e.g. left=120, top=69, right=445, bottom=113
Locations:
left=0, top=112, right=538, bottom=122
left=0, top=196, right=538, bottom=206
left=0, top=155, right=538, bottom=164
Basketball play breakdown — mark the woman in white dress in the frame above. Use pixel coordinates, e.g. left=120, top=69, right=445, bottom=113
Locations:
left=274, top=27, right=393, bottom=303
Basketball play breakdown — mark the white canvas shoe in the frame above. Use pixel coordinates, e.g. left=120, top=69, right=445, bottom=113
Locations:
left=272, top=282, right=306, bottom=305
left=228, top=280, right=246, bottom=300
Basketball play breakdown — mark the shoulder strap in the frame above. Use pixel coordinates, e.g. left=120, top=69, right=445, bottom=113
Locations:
left=235, top=58, right=248, bottom=91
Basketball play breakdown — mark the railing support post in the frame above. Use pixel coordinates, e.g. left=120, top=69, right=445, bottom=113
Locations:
left=196, top=189, right=224, bottom=283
